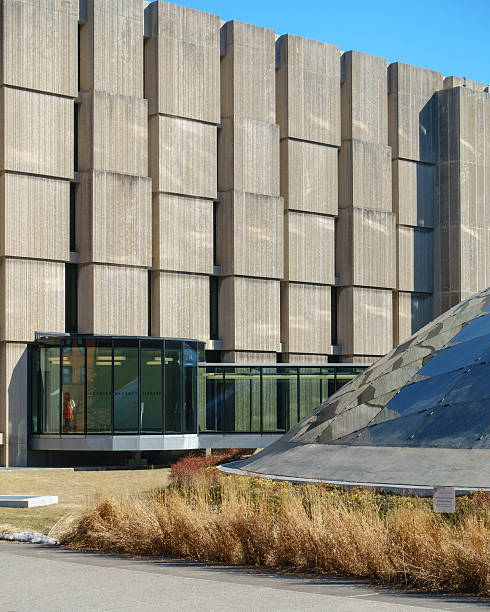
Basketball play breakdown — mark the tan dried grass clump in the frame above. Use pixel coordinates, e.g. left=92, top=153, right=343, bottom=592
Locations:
left=64, top=471, right=490, bottom=595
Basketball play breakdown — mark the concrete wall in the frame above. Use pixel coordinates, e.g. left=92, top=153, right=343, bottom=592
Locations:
left=389, top=63, right=442, bottom=341
left=0, top=0, right=488, bottom=464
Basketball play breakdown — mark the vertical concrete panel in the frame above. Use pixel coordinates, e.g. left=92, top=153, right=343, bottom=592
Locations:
left=341, top=51, right=388, bottom=145
left=280, top=140, right=338, bottom=215
left=219, top=277, right=281, bottom=352
left=336, top=208, right=396, bottom=288
left=2, top=0, right=78, bottom=96
left=78, top=172, right=152, bottom=266
left=281, top=283, right=331, bottom=354
left=392, top=160, right=436, bottom=228
left=0, top=174, right=69, bottom=261
left=388, top=63, right=443, bottom=163
left=276, top=35, right=341, bottom=145
left=0, top=259, right=65, bottom=342
left=338, top=139, right=392, bottom=211
left=145, top=1, right=220, bottom=123
left=153, top=195, right=214, bottom=274
left=149, top=115, right=217, bottom=198
left=1, top=87, right=74, bottom=179
left=78, top=264, right=148, bottom=335
left=80, top=0, right=143, bottom=97
left=78, top=91, right=148, bottom=176
left=284, top=212, right=335, bottom=284
left=338, top=287, right=393, bottom=357
left=151, top=272, right=209, bottom=342
left=220, top=20, right=276, bottom=123
left=0, top=343, right=28, bottom=467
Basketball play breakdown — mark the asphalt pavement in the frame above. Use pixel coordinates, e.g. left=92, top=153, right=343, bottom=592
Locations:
left=0, top=541, right=488, bottom=611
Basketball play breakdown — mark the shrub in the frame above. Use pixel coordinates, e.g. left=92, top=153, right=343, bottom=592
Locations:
left=169, top=449, right=241, bottom=487
left=63, top=474, right=490, bottom=595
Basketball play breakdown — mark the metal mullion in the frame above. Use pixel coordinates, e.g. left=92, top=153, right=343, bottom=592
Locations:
left=180, top=345, right=184, bottom=434
left=296, top=367, right=300, bottom=425
left=84, top=340, right=87, bottom=436
left=59, top=346, right=62, bottom=436
left=162, top=340, right=165, bottom=434
left=111, top=340, right=114, bottom=435
left=259, top=367, right=263, bottom=434
left=137, top=339, right=141, bottom=435
left=221, top=368, right=225, bottom=434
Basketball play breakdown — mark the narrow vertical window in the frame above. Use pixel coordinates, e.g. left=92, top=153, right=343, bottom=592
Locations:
left=70, top=183, right=76, bottom=253
left=65, top=264, right=78, bottom=333
left=210, top=276, right=219, bottom=340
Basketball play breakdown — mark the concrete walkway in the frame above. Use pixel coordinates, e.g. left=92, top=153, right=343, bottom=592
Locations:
left=0, top=541, right=488, bottom=611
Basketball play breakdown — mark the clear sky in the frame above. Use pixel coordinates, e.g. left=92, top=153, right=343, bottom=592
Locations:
left=173, top=0, right=489, bottom=85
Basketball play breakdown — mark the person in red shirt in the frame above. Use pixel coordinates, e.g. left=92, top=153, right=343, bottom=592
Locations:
left=63, top=392, right=75, bottom=434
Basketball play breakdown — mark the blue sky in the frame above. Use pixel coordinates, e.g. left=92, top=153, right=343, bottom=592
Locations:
left=174, top=0, right=489, bottom=85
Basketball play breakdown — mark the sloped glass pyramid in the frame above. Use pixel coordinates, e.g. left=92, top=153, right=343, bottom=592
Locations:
left=231, top=288, right=490, bottom=490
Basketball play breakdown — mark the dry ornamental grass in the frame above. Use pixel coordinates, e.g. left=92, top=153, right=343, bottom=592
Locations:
left=62, top=460, right=490, bottom=596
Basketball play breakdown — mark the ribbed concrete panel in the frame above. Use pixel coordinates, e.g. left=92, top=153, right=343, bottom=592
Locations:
left=280, top=140, right=338, bottom=215
left=392, top=159, right=436, bottom=228
left=151, top=272, right=209, bottom=342
left=338, top=286, right=393, bottom=357
left=219, top=277, right=281, bottom=352
left=336, top=208, right=396, bottom=288
left=218, top=119, right=280, bottom=196
left=222, top=352, right=277, bottom=364
left=443, top=76, right=485, bottom=91
left=281, top=283, right=331, bottom=354
left=388, top=63, right=442, bottom=163
left=144, top=1, right=220, bottom=123
left=153, top=194, right=213, bottom=274
left=283, top=353, right=331, bottom=364
left=398, top=226, right=434, bottom=293
left=0, top=174, right=69, bottom=261
left=284, top=212, right=335, bottom=284
left=276, top=35, right=341, bottom=145
left=0, top=259, right=65, bottom=342
left=79, top=91, right=148, bottom=177
left=80, top=0, right=143, bottom=97
left=217, top=191, right=283, bottom=279
left=77, top=171, right=152, bottom=266
left=220, top=21, right=275, bottom=123
left=1, top=87, right=73, bottom=179
left=1, top=0, right=78, bottom=96
left=458, top=88, right=490, bottom=165
left=149, top=114, right=217, bottom=198
left=0, top=342, right=28, bottom=467
left=396, top=291, right=433, bottom=343
left=78, top=264, right=148, bottom=335
left=341, top=51, right=388, bottom=145
left=460, top=226, right=490, bottom=298
left=339, top=140, right=392, bottom=211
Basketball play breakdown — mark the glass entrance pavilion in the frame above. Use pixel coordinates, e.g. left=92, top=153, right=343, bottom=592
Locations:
left=29, top=333, right=367, bottom=451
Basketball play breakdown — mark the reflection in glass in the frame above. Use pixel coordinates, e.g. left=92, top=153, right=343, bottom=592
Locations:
left=418, top=334, right=490, bottom=378
left=40, top=347, right=60, bottom=434
left=86, top=341, right=112, bottom=434
left=444, top=363, right=490, bottom=404
left=262, top=368, right=291, bottom=433
left=385, top=370, right=465, bottom=418
left=348, top=410, right=430, bottom=447
left=224, top=368, right=260, bottom=432
left=184, top=343, right=197, bottom=434
left=165, top=342, right=182, bottom=433
left=141, top=346, right=162, bottom=433
left=113, top=344, right=139, bottom=434
left=299, top=368, right=321, bottom=420
left=449, top=314, right=490, bottom=345
left=411, top=402, right=490, bottom=448
left=201, top=367, right=224, bottom=432
left=30, top=347, right=41, bottom=434
left=61, top=343, right=85, bottom=434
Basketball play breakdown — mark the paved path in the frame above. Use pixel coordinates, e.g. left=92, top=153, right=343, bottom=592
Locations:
left=0, top=541, right=488, bottom=611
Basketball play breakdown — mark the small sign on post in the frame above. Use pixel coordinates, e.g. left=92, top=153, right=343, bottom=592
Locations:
left=433, top=486, right=455, bottom=513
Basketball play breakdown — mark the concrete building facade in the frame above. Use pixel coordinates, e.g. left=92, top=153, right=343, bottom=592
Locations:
left=0, top=0, right=488, bottom=465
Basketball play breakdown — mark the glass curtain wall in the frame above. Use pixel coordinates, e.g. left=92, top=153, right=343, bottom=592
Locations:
left=31, top=337, right=202, bottom=437
left=199, top=364, right=369, bottom=434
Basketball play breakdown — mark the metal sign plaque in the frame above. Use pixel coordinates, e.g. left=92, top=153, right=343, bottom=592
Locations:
left=433, top=486, right=455, bottom=513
